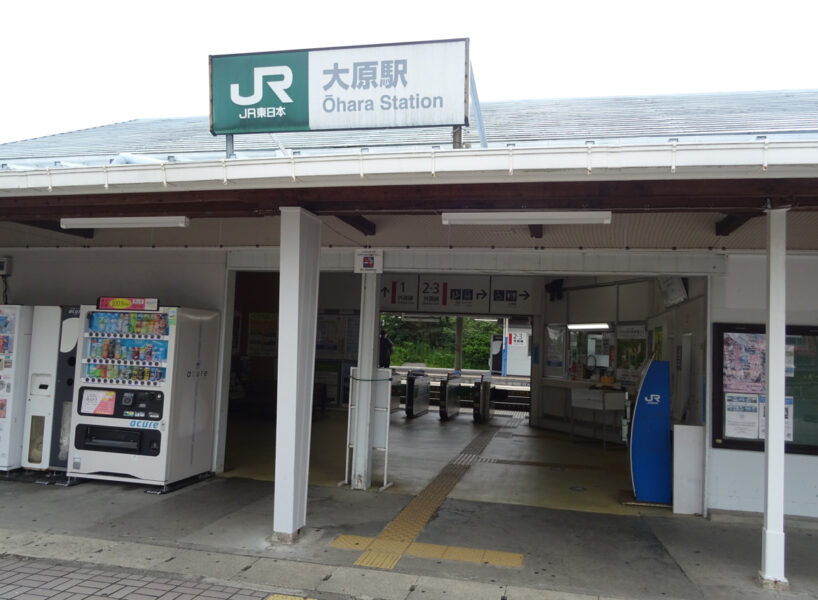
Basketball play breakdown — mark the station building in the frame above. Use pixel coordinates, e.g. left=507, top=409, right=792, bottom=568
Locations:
left=2, top=87, right=817, bottom=585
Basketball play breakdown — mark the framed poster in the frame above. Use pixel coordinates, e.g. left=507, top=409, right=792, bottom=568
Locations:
left=712, top=322, right=818, bottom=455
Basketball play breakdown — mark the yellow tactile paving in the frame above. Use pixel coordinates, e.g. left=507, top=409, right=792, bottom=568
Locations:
left=369, top=539, right=411, bottom=554
left=330, top=535, right=373, bottom=550
left=354, top=549, right=402, bottom=569
left=442, top=545, right=485, bottom=564
left=336, top=427, right=525, bottom=571
left=482, top=549, right=525, bottom=568
left=405, top=542, right=447, bottom=559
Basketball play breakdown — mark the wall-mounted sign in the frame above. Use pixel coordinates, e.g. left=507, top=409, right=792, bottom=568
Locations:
left=380, top=275, right=419, bottom=311
left=210, top=39, right=468, bottom=135
left=490, top=276, right=540, bottom=315
left=418, top=275, right=490, bottom=314
left=354, top=249, right=383, bottom=273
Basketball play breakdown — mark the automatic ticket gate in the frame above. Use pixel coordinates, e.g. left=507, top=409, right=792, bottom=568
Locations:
left=473, top=376, right=495, bottom=424
left=439, top=373, right=463, bottom=421
left=405, top=371, right=430, bottom=418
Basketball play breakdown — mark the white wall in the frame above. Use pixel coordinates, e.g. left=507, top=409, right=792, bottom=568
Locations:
left=568, top=286, right=616, bottom=323
left=318, top=272, right=360, bottom=311
left=648, top=293, right=707, bottom=425
left=707, top=253, right=818, bottom=517
left=4, top=248, right=227, bottom=310
left=3, top=247, right=231, bottom=471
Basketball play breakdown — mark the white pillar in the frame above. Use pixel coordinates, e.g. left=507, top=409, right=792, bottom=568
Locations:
left=759, top=207, right=789, bottom=588
left=273, top=207, right=322, bottom=541
left=351, top=271, right=380, bottom=490
left=454, top=317, right=464, bottom=372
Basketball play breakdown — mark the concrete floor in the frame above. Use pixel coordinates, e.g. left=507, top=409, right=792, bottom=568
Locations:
left=222, top=407, right=656, bottom=515
left=1, top=407, right=817, bottom=600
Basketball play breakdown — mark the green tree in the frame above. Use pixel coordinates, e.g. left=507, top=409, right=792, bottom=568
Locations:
left=381, top=315, right=503, bottom=370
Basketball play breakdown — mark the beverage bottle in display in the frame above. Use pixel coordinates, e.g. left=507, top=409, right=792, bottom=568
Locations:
left=132, top=345, right=140, bottom=360
left=114, top=340, right=122, bottom=360
left=95, top=339, right=103, bottom=358
left=145, top=343, right=153, bottom=361
left=153, top=315, right=161, bottom=335
left=136, top=314, right=143, bottom=335
left=150, top=367, right=157, bottom=381
left=130, top=313, right=137, bottom=334
left=109, top=364, right=119, bottom=379
left=159, top=314, right=167, bottom=336
left=139, top=345, right=146, bottom=361
left=102, top=339, right=110, bottom=359
left=143, top=366, right=151, bottom=381
left=119, top=313, right=128, bottom=334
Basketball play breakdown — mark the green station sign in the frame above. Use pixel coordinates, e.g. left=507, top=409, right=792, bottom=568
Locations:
left=210, top=39, right=468, bottom=135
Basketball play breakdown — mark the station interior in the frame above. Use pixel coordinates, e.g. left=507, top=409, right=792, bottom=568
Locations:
left=220, top=269, right=700, bottom=517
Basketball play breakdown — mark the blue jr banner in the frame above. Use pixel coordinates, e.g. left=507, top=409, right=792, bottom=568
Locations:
left=630, top=360, right=672, bottom=504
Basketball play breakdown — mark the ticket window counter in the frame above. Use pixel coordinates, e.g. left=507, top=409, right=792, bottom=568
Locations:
left=570, top=387, right=626, bottom=449
left=569, top=330, right=615, bottom=383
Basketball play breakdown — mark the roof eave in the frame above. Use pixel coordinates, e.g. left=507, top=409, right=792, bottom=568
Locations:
left=1, top=139, right=817, bottom=197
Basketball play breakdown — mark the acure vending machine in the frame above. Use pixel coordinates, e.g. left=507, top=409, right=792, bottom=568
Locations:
left=68, top=300, right=220, bottom=489
left=0, top=305, right=33, bottom=471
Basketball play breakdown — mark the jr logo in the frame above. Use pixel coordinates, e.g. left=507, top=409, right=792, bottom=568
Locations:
left=230, top=66, right=294, bottom=105
left=645, top=394, right=662, bottom=405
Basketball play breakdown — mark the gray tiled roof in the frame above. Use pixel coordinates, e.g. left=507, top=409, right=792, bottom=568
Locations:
left=2, top=89, right=817, bottom=165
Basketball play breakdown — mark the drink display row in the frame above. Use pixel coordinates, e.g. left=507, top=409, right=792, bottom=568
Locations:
left=89, top=311, right=168, bottom=337
left=84, top=363, right=165, bottom=383
left=88, top=338, right=168, bottom=362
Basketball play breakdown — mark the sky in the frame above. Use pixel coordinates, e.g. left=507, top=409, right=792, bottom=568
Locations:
left=1, top=0, right=816, bottom=144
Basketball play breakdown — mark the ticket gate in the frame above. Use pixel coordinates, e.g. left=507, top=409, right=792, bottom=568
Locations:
left=439, top=374, right=462, bottom=421
left=404, top=371, right=430, bottom=418
left=473, top=376, right=495, bottom=424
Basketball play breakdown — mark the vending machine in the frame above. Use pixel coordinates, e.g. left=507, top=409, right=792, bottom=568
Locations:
left=0, top=305, right=33, bottom=471
left=68, top=300, right=220, bottom=489
left=22, top=306, right=80, bottom=471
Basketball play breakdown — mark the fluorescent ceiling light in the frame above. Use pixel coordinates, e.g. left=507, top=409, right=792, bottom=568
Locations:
left=60, top=216, right=190, bottom=229
left=441, top=211, right=612, bottom=226
left=567, top=323, right=611, bottom=331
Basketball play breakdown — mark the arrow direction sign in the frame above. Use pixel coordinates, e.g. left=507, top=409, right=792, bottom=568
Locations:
left=380, top=275, right=419, bottom=311
left=418, top=275, right=490, bottom=314
left=490, top=276, right=541, bottom=315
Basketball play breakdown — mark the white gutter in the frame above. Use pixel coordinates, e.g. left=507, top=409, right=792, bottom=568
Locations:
left=1, top=138, right=817, bottom=196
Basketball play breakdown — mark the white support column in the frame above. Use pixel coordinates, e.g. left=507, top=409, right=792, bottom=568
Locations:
left=454, top=317, right=464, bottom=372
left=351, top=271, right=380, bottom=490
left=273, top=207, right=322, bottom=542
left=759, top=207, right=789, bottom=588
